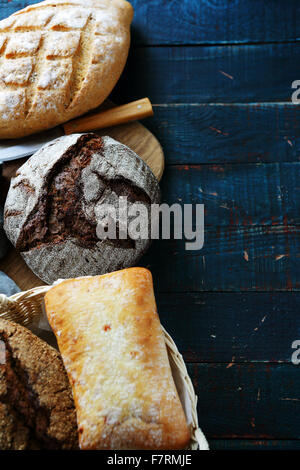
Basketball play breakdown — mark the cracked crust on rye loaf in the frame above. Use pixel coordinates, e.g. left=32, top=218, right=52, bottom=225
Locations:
left=4, top=134, right=160, bottom=284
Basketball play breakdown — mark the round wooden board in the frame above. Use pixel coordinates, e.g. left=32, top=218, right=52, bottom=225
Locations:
left=0, top=120, right=164, bottom=291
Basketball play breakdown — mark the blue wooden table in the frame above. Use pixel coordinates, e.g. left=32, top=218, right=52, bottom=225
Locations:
left=2, top=0, right=300, bottom=450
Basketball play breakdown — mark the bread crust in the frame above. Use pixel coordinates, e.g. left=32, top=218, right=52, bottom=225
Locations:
left=0, top=319, right=78, bottom=449
left=4, top=134, right=160, bottom=284
left=45, top=268, right=191, bottom=450
left=0, top=0, right=133, bottom=138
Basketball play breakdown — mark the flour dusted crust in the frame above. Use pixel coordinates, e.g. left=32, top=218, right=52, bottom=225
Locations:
left=0, top=0, right=133, bottom=138
left=45, top=268, right=191, bottom=450
left=4, top=134, right=160, bottom=284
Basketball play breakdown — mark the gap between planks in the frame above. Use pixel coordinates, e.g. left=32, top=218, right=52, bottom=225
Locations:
left=152, top=102, right=295, bottom=106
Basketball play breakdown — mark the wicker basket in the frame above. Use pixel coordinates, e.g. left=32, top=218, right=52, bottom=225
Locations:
left=0, top=285, right=209, bottom=450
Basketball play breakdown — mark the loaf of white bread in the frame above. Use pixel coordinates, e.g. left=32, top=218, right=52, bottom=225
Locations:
left=0, top=0, right=133, bottom=138
left=45, top=268, right=191, bottom=450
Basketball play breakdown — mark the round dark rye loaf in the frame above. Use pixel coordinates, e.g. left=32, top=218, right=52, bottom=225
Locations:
left=0, top=319, right=78, bottom=450
left=4, top=133, right=160, bottom=284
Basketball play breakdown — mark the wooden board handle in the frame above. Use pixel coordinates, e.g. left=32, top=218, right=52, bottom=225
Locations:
left=63, top=98, right=154, bottom=135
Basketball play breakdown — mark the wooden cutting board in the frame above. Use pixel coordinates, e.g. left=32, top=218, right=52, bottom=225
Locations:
left=0, top=119, right=164, bottom=291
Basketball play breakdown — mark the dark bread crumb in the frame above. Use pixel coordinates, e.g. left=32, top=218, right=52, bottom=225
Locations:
left=0, top=319, right=78, bottom=450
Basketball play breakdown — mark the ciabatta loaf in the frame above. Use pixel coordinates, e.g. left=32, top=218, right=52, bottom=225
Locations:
left=0, top=0, right=133, bottom=138
left=45, top=268, right=191, bottom=450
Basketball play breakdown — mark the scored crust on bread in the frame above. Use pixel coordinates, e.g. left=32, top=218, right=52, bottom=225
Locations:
left=0, top=0, right=133, bottom=139
left=45, top=268, right=191, bottom=450
left=0, top=319, right=78, bottom=450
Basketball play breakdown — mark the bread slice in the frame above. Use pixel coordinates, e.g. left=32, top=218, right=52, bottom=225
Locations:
left=0, top=319, right=78, bottom=449
left=45, top=268, right=191, bottom=450
left=0, top=0, right=133, bottom=138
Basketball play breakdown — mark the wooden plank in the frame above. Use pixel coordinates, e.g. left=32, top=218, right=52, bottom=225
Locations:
left=142, top=226, right=300, bottom=292
left=210, top=439, right=300, bottom=450
left=3, top=6, right=299, bottom=104
left=188, top=363, right=300, bottom=439
left=161, top=163, right=300, bottom=227
left=141, top=162, right=300, bottom=292
left=4, top=163, right=300, bottom=292
left=156, top=292, right=300, bottom=363
left=113, top=43, right=299, bottom=103
left=145, top=103, right=300, bottom=164
left=3, top=1, right=300, bottom=46
left=130, top=0, right=300, bottom=45
left=2, top=227, right=300, bottom=293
